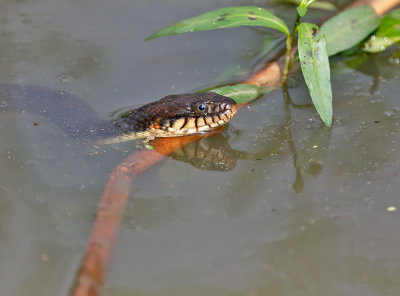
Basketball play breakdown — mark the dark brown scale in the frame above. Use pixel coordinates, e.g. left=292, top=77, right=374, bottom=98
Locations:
left=181, top=117, right=189, bottom=129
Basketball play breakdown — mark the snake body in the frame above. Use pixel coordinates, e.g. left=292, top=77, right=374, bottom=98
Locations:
left=0, top=85, right=237, bottom=143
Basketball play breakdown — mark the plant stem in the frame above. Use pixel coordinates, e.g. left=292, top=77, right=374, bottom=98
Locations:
left=281, top=12, right=301, bottom=86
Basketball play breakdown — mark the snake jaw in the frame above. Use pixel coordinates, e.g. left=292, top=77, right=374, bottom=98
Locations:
left=159, top=95, right=237, bottom=136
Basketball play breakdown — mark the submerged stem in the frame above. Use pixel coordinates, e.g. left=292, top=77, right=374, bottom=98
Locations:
left=281, top=12, right=301, bottom=86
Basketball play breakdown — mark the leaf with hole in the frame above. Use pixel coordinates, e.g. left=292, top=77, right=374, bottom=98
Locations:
left=146, top=6, right=289, bottom=40
left=298, top=22, right=332, bottom=126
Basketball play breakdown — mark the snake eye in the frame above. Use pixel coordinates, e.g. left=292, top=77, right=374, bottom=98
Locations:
left=196, top=103, right=208, bottom=113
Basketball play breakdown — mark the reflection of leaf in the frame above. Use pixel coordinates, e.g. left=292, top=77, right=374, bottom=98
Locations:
left=316, top=6, right=380, bottom=56
left=345, top=55, right=369, bottom=69
left=298, top=23, right=332, bottom=126
left=146, top=6, right=289, bottom=40
left=345, top=49, right=399, bottom=82
left=236, top=125, right=286, bottom=160
left=297, top=126, right=332, bottom=176
left=252, top=36, right=285, bottom=66
left=210, top=84, right=264, bottom=104
left=363, top=9, right=400, bottom=53
left=216, top=65, right=249, bottom=82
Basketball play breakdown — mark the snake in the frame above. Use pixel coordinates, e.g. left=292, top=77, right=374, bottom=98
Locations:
left=0, top=84, right=237, bottom=143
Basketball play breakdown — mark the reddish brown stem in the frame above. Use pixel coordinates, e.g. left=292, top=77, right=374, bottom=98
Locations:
left=71, top=131, right=222, bottom=296
left=71, top=149, right=165, bottom=296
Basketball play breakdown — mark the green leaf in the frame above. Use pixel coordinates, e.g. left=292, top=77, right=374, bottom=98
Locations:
left=146, top=6, right=289, bottom=40
left=297, top=22, right=332, bottom=127
left=297, top=7, right=308, bottom=17
left=299, top=0, right=317, bottom=9
left=363, top=36, right=400, bottom=53
left=209, top=84, right=264, bottom=104
left=363, top=9, right=400, bottom=53
left=315, top=5, right=380, bottom=56
left=273, top=0, right=336, bottom=11
left=374, top=9, right=400, bottom=37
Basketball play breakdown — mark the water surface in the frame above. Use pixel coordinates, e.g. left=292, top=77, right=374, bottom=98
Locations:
left=0, top=1, right=399, bottom=296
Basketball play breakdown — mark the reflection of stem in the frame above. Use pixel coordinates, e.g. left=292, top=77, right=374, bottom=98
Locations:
left=369, top=75, right=379, bottom=95
left=288, top=97, right=313, bottom=109
left=282, top=86, right=304, bottom=193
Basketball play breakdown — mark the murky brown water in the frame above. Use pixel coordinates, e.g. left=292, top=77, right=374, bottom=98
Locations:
left=0, top=0, right=399, bottom=295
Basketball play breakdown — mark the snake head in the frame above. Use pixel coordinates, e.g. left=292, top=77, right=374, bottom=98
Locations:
left=115, top=92, right=238, bottom=137
left=153, top=92, right=238, bottom=136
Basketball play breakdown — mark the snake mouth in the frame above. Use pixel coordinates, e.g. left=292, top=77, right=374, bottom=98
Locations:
left=155, top=101, right=238, bottom=136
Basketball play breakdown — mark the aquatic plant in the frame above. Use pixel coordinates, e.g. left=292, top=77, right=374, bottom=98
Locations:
left=147, top=1, right=399, bottom=127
